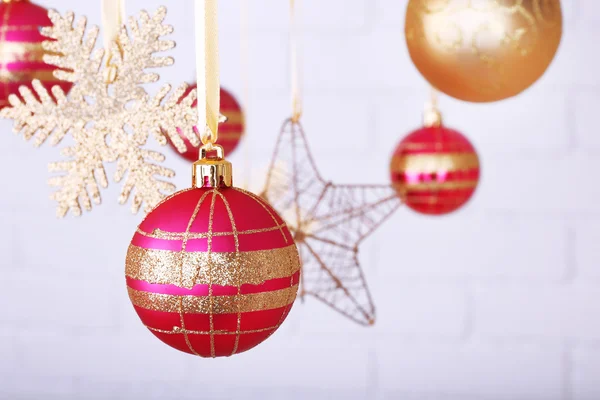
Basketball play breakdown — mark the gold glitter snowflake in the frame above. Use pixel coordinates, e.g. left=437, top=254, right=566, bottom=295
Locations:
left=1, top=7, right=199, bottom=217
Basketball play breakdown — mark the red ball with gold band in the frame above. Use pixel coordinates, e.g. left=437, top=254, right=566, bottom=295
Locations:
left=168, top=83, right=245, bottom=162
left=126, top=146, right=300, bottom=358
left=0, top=0, right=72, bottom=109
left=390, top=116, right=480, bottom=215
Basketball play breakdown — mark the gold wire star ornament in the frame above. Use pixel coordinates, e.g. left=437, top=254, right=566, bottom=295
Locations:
left=261, top=119, right=402, bottom=325
left=1, top=7, right=200, bottom=218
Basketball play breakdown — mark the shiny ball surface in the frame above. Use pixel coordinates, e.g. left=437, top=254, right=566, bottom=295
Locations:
left=169, top=85, right=245, bottom=161
left=390, top=125, right=480, bottom=215
left=126, top=186, right=301, bottom=358
left=0, top=0, right=72, bottom=108
left=405, top=0, right=563, bottom=102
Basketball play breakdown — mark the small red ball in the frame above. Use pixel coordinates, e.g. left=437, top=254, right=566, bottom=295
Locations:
left=390, top=125, right=480, bottom=215
left=0, top=0, right=72, bottom=108
left=126, top=186, right=300, bottom=358
left=168, top=85, right=245, bottom=161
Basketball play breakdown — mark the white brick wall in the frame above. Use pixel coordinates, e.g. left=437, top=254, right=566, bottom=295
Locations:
left=1, top=0, right=599, bottom=399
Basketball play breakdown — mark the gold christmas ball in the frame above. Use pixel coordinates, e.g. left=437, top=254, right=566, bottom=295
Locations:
left=405, top=0, right=563, bottom=102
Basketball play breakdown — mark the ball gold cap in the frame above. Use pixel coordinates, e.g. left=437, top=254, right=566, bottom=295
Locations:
left=423, top=107, right=442, bottom=128
left=192, top=145, right=233, bottom=188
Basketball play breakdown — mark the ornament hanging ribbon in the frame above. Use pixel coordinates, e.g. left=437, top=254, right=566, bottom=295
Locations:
left=424, top=86, right=442, bottom=128
left=290, top=0, right=302, bottom=122
left=195, top=0, right=220, bottom=148
left=240, top=0, right=251, bottom=188
left=101, top=0, right=125, bottom=73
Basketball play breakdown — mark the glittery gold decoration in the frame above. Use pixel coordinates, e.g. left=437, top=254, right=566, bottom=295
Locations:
left=125, top=183, right=301, bottom=358
left=147, top=324, right=279, bottom=336
left=0, top=69, right=55, bottom=82
left=135, top=223, right=288, bottom=240
left=0, top=7, right=200, bottom=217
left=261, top=119, right=402, bottom=326
left=390, top=153, right=480, bottom=174
left=128, top=285, right=298, bottom=314
left=126, top=243, right=301, bottom=288
left=0, top=41, right=46, bottom=63
left=405, top=0, right=563, bottom=102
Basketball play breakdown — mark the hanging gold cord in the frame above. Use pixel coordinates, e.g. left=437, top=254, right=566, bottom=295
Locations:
left=290, top=0, right=302, bottom=122
left=101, top=0, right=125, bottom=77
left=195, top=0, right=221, bottom=149
left=240, top=0, right=251, bottom=189
left=424, top=86, right=442, bottom=128
left=430, top=86, right=438, bottom=110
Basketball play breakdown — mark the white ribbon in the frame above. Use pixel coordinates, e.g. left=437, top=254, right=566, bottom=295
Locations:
left=290, top=0, right=302, bottom=122
left=101, top=0, right=125, bottom=54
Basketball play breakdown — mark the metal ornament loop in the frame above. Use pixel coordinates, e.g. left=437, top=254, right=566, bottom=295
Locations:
left=423, top=107, right=442, bottom=128
left=192, top=144, right=232, bottom=188
left=200, top=143, right=224, bottom=159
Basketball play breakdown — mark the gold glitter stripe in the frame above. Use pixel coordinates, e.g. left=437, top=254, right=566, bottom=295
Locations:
left=390, top=153, right=480, bottom=174
left=128, top=285, right=299, bottom=314
left=126, top=243, right=301, bottom=288
left=1, top=2, right=13, bottom=98
left=395, top=180, right=479, bottom=191
left=219, top=132, right=243, bottom=139
left=0, top=41, right=45, bottom=62
left=268, top=254, right=298, bottom=343
left=402, top=196, right=474, bottom=205
left=136, top=222, right=288, bottom=240
left=222, top=111, right=244, bottom=125
left=0, top=69, right=57, bottom=82
left=0, top=24, right=42, bottom=33
left=398, top=142, right=474, bottom=152
left=147, top=323, right=278, bottom=336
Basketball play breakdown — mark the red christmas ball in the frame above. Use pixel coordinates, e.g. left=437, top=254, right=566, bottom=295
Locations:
left=169, top=85, right=245, bottom=162
left=126, top=183, right=300, bottom=357
left=0, top=0, right=72, bottom=109
left=390, top=125, right=480, bottom=215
